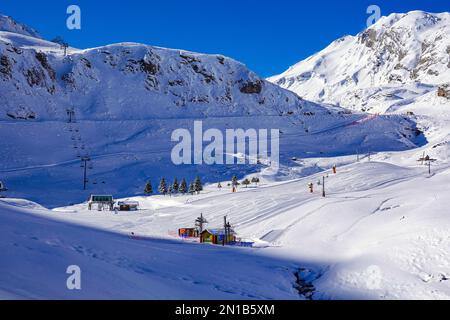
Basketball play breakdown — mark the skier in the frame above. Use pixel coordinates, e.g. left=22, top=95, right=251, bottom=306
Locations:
left=308, top=183, right=314, bottom=193
left=332, top=165, right=337, bottom=174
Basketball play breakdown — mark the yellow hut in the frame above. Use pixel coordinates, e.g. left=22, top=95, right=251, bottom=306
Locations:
left=200, top=229, right=236, bottom=245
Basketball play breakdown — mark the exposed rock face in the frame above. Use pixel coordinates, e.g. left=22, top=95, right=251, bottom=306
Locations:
left=35, top=52, right=56, bottom=81
left=437, top=85, right=450, bottom=98
left=0, top=54, right=13, bottom=79
left=240, top=80, right=263, bottom=94
left=359, top=29, right=377, bottom=48
left=268, top=11, right=450, bottom=113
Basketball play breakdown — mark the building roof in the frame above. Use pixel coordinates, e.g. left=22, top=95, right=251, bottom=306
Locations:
left=90, top=195, right=114, bottom=202
left=118, top=201, right=139, bottom=206
left=202, top=228, right=236, bottom=236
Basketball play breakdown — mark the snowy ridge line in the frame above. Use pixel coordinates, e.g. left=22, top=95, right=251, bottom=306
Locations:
left=269, top=11, right=450, bottom=115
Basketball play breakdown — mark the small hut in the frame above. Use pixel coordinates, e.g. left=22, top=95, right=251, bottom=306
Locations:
left=200, top=229, right=236, bottom=245
left=117, top=201, right=139, bottom=211
left=178, top=228, right=198, bottom=238
left=88, top=195, right=114, bottom=211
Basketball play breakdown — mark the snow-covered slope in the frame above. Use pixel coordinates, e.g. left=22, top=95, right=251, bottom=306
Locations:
left=3, top=150, right=450, bottom=299
left=0, top=198, right=300, bottom=299
left=1, top=12, right=449, bottom=301
left=269, top=11, right=450, bottom=113
left=0, top=15, right=423, bottom=207
left=0, top=14, right=41, bottom=39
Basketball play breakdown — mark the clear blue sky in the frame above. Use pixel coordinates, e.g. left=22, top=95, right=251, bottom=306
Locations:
left=1, top=0, right=448, bottom=77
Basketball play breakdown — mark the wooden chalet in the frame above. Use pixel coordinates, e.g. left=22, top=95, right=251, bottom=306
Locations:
left=178, top=228, right=199, bottom=238
left=200, top=228, right=236, bottom=245
left=117, top=201, right=139, bottom=211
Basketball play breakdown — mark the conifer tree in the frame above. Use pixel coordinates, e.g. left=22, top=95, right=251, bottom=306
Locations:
left=172, top=178, right=179, bottom=194
left=189, top=181, right=195, bottom=195
left=179, top=178, right=187, bottom=194
left=158, top=178, right=168, bottom=195
left=194, top=176, right=203, bottom=194
left=144, top=181, right=153, bottom=195
left=242, top=178, right=251, bottom=188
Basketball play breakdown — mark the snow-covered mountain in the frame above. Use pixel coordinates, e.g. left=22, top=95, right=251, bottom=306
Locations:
left=0, top=12, right=319, bottom=122
left=0, top=14, right=423, bottom=207
left=0, top=14, right=41, bottom=39
left=269, top=11, right=450, bottom=113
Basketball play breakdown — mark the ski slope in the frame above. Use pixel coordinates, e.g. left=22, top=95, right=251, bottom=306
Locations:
left=2, top=148, right=449, bottom=299
left=0, top=197, right=302, bottom=300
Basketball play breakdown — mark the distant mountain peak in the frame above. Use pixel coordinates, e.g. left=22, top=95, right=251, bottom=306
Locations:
left=0, top=14, right=41, bottom=38
left=268, top=11, right=450, bottom=114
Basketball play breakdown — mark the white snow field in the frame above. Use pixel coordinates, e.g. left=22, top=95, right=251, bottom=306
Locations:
left=1, top=12, right=450, bottom=299
left=1, top=146, right=450, bottom=299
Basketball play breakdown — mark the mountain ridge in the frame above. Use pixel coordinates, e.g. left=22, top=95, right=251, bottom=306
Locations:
left=0, top=13, right=423, bottom=207
left=268, top=10, right=450, bottom=113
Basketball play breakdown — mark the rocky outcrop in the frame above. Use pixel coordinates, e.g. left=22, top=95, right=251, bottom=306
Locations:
left=0, top=54, right=13, bottom=80
left=268, top=11, right=450, bottom=113
left=437, top=85, right=450, bottom=98
left=239, top=80, right=263, bottom=94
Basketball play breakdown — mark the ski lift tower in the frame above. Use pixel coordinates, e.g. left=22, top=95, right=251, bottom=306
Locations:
left=67, top=108, right=76, bottom=123
left=195, top=213, right=208, bottom=235
left=81, top=156, right=92, bottom=190
left=417, top=155, right=437, bottom=175
left=321, top=175, right=330, bottom=198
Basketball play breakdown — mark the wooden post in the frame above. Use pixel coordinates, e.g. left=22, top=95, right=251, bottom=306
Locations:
left=322, top=176, right=326, bottom=198
left=223, top=216, right=227, bottom=246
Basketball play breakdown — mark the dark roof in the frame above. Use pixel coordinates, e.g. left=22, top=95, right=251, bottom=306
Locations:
left=90, top=195, right=114, bottom=202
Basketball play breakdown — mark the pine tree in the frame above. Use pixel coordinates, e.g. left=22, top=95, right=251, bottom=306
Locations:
left=172, top=178, right=179, bottom=194
left=158, top=178, right=168, bottom=195
left=194, top=176, right=203, bottom=194
left=188, top=181, right=195, bottom=195
left=251, top=177, right=260, bottom=186
left=144, top=181, right=153, bottom=195
left=179, top=178, right=187, bottom=194
left=242, top=178, right=251, bottom=188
